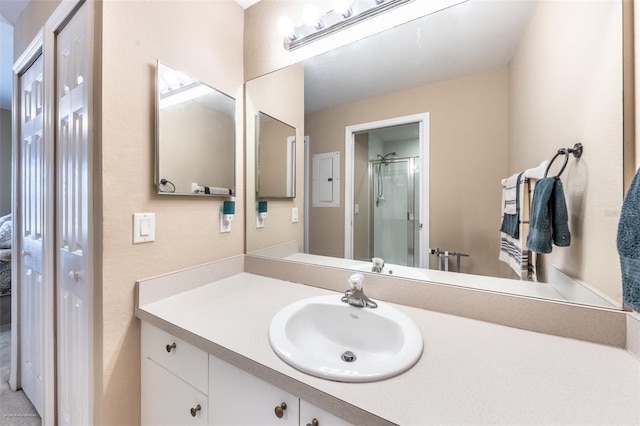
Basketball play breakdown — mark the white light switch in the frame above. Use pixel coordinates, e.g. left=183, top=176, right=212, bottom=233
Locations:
left=133, top=213, right=155, bottom=244
left=292, top=207, right=299, bottom=223
left=140, top=219, right=151, bottom=236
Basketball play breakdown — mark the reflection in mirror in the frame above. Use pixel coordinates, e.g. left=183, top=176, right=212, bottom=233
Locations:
left=256, top=112, right=296, bottom=198
left=246, top=0, right=627, bottom=309
left=156, top=61, right=236, bottom=196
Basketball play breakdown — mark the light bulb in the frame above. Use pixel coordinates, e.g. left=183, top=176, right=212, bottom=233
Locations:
left=277, top=16, right=297, bottom=39
left=332, top=0, right=352, bottom=18
left=303, top=4, right=323, bottom=29
left=162, top=70, right=178, bottom=87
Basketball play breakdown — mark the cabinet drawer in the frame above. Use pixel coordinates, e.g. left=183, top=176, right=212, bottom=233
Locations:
left=142, top=357, right=208, bottom=426
left=142, top=322, right=208, bottom=394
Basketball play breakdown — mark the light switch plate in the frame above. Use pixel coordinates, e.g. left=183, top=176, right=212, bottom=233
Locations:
left=292, top=207, right=299, bottom=223
left=133, top=213, right=155, bottom=243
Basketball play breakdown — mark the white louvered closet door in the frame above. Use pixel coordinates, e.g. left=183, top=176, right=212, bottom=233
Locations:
left=56, top=3, right=92, bottom=424
left=18, top=52, right=45, bottom=417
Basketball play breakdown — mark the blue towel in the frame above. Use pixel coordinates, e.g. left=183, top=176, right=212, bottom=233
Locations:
left=617, top=168, right=640, bottom=312
left=526, top=177, right=571, bottom=253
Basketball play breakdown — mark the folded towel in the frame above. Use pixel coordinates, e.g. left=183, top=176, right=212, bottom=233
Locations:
left=617, top=168, right=640, bottom=312
left=526, top=177, right=570, bottom=253
left=500, top=173, right=523, bottom=239
left=499, top=175, right=535, bottom=280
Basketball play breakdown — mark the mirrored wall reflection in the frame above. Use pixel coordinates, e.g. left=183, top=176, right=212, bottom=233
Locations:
left=256, top=112, right=296, bottom=198
left=245, top=0, right=626, bottom=309
left=156, top=61, right=236, bottom=196
left=245, top=64, right=305, bottom=255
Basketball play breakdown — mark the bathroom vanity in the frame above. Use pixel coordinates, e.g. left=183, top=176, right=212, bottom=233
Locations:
left=136, top=257, right=640, bottom=425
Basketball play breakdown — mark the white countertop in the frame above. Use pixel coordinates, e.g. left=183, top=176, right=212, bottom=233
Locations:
left=137, top=272, right=640, bottom=425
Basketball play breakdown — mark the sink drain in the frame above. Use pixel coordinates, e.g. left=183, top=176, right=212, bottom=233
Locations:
left=341, top=351, right=357, bottom=362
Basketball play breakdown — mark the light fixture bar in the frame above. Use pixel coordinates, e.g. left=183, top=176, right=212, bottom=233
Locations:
left=283, top=0, right=414, bottom=51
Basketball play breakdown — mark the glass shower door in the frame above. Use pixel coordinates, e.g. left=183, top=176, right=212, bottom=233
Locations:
left=370, top=158, right=417, bottom=266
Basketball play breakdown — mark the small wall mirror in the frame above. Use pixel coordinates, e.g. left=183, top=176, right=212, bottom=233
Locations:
left=156, top=61, right=236, bottom=196
left=256, top=112, right=296, bottom=198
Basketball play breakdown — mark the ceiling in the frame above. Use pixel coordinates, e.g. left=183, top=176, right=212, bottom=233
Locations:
left=304, top=0, right=535, bottom=113
left=0, top=0, right=29, bottom=26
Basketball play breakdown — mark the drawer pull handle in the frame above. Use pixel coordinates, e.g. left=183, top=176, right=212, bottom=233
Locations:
left=274, top=402, right=287, bottom=418
left=190, top=404, right=201, bottom=417
left=306, top=419, right=319, bottom=426
left=166, top=342, right=176, bottom=353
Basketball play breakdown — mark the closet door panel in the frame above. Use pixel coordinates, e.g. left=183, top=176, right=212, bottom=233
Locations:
left=18, top=52, right=46, bottom=416
left=56, top=3, right=92, bottom=425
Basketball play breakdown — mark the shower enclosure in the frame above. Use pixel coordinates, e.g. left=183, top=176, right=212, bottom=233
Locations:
left=368, top=155, right=420, bottom=266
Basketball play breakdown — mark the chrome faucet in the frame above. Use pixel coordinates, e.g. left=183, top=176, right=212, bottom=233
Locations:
left=371, top=257, right=385, bottom=273
left=341, top=273, right=378, bottom=309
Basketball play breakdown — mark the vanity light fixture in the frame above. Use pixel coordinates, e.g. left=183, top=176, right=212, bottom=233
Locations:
left=279, top=0, right=414, bottom=51
left=302, top=4, right=324, bottom=30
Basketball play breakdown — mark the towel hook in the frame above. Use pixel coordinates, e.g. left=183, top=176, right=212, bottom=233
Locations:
left=544, top=143, right=583, bottom=178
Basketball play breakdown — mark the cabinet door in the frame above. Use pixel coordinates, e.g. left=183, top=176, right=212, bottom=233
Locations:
left=142, top=358, right=208, bottom=426
left=300, top=400, right=353, bottom=426
left=209, top=355, right=298, bottom=425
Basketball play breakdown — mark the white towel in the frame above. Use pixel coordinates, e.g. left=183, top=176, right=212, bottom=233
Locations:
left=499, top=176, right=536, bottom=280
left=502, top=173, right=519, bottom=215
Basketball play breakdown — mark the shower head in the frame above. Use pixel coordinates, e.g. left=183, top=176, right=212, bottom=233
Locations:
left=377, top=152, right=398, bottom=164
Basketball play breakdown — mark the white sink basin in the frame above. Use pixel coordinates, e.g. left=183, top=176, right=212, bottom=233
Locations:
left=268, top=295, right=423, bottom=382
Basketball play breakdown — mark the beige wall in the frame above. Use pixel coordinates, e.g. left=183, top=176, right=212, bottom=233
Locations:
left=100, top=2, right=244, bottom=423
left=353, top=133, right=370, bottom=261
left=16, top=1, right=245, bottom=424
left=245, top=64, right=304, bottom=253
left=509, top=0, right=623, bottom=301
left=306, top=68, right=510, bottom=278
left=0, top=109, right=11, bottom=216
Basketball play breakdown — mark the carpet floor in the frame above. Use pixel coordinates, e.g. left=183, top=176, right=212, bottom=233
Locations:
left=0, top=324, right=40, bottom=425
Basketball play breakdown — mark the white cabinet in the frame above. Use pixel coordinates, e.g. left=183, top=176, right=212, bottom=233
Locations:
left=141, top=322, right=209, bottom=425
left=209, top=355, right=352, bottom=426
left=209, top=355, right=299, bottom=425
left=142, top=358, right=208, bottom=425
left=141, top=322, right=353, bottom=426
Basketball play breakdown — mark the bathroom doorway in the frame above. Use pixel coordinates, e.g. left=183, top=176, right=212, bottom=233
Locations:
left=345, top=114, right=429, bottom=268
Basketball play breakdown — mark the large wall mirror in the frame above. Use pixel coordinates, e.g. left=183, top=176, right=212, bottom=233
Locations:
left=245, top=0, right=628, bottom=310
left=156, top=61, right=236, bottom=196
left=256, top=112, right=296, bottom=198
